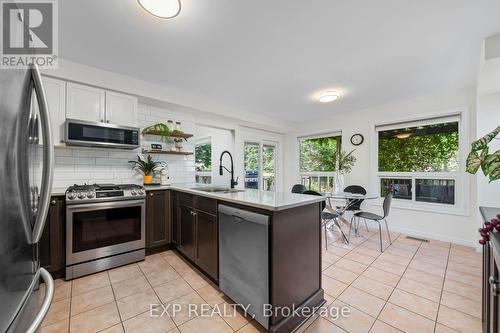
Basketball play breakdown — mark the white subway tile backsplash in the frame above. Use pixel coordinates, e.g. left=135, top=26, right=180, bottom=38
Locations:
left=51, top=104, right=196, bottom=189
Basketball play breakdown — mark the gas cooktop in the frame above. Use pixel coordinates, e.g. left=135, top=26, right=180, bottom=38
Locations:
left=66, top=183, right=145, bottom=203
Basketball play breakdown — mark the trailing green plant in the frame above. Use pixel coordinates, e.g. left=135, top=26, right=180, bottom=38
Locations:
left=141, top=123, right=173, bottom=143
left=128, top=155, right=161, bottom=176
left=466, top=126, right=500, bottom=182
left=336, top=149, right=357, bottom=174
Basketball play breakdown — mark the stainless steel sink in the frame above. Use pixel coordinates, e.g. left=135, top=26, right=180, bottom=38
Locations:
left=191, top=187, right=245, bottom=194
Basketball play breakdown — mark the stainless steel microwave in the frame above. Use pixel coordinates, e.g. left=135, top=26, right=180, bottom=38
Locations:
left=65, top=119, right=140, bottom=149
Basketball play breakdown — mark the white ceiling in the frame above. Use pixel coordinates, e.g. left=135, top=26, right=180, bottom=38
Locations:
left=59, top=0, right=500, bottom=123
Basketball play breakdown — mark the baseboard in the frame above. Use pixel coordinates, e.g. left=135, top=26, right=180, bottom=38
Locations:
left=360, top=220, right=477, bottom=248
left=145, top=243, right=174, bottom=255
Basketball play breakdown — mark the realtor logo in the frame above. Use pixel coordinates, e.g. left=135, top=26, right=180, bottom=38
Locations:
left=1, top=0, right=58, bottom=68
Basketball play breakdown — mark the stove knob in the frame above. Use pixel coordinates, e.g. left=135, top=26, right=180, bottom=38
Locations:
left=87, top=192, right=95, bottom=199
left=131, top=190, right=137, bottom=196
left=78, top=192, right=86, bottom=199
left=138, top=189, right=144, bottom=195
left=67, top=192, right=76, bottom=200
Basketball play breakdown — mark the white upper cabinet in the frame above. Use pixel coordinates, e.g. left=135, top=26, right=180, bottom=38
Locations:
left=105, top=91, right=138, bottom=127
left=34, top=77, right=66, bottom=145
left=66, top=82, right=105, bottom=123
left=43, top=77, right=66, bottom=145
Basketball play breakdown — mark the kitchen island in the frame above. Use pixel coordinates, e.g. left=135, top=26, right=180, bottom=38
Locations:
left=147, top=184, right=326, bottom=333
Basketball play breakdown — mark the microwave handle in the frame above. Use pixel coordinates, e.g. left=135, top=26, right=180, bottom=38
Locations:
left=30, top=64, right=54, bottom=244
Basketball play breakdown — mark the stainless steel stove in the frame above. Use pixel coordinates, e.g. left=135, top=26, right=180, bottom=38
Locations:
left=66, top=183, right=145, bottom=203
left=65, top=183, right=146, bottom=280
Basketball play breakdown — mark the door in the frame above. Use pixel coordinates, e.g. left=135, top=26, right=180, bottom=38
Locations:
left=178, top=205, right=195, bottom=259
left=67, top=200, right=145, bottom=265
left=66, top=82, right=105, bottom=123
left=243, top=141, right=278, bottom=191
left=105, top=91, right=138, bottom=127
left=146, top=191, right=171, bottom=249
left=195, top=210, right=217, bottom=279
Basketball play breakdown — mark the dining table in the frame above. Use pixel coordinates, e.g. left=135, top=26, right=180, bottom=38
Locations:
left=324, top=191, right=379, bottom=244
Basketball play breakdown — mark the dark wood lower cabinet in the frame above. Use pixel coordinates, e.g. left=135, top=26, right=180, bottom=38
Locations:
left=194, top=210, right=218, bottom=279
left=40, top=196, right=65, bottom=278
left=178, top=204, right=196, bottom=258
left=146, top=190, right=172, bottom=250
left=175, top=193, right=218, bottom=281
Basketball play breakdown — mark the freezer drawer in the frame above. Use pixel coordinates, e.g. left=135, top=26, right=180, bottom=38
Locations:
left=218, top=205, right=270, bottom=329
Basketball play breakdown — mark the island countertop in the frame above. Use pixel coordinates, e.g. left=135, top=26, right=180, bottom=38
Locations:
left=144, top=183, right=325, bottom=211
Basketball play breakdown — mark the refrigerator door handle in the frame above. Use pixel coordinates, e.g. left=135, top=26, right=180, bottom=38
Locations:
left=30, top=64, right=54, bottom=244
left=25, top=268, right=54, bottom=333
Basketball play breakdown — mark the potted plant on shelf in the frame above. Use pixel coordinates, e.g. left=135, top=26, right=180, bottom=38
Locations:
left=334, top=149, right=357, bottom=192
left=128, top=155, right=161, bottom=184
left=466, top=126, right=499, bottom=183
left=141, top=123, right=175, bottom=150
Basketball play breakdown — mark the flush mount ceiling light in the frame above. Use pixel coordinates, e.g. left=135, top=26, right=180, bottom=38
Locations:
left=394, top=132, right=414, bottom=139
left=317, top=91, right=341, bottom=103
left=137, top=0, right=181, bottom=19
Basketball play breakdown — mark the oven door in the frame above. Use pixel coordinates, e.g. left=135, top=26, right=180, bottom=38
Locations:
left=66, top=199, right=145, bottom=265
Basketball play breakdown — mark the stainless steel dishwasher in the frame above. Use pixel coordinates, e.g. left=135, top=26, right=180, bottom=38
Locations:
left=218, top=205, right=270, bottom=329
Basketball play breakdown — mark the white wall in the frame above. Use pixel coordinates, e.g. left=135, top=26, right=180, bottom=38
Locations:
left=51, top=103, right=196, bottom=188
left=476, top=94, right=500, bottom=209
left=284, top=88, right=478, bottom=246
left=195, top=125, right=235, bottom=187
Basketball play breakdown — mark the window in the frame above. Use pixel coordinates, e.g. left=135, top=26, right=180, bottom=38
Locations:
left=244, top=141, right=278, bottom=191
left=298, top=134, right=341, bottom=192
left=195, top=139, right=212, bottom=184
left=376, top=116, right=459, bottom=205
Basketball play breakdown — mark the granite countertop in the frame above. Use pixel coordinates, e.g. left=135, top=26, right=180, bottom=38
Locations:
left=145, top=183, right=326, bottom=211
left=51, top=183, right=325, bottom=211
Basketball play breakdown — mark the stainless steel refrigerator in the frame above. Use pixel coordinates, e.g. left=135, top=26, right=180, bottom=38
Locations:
left=0, top=64, right=55, bottom=332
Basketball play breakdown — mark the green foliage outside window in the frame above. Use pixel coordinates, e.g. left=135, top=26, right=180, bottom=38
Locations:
left=244, top=143, right=259, bottom=171
left=299, top=136, right=341, bottom=172
left=378, top=122, right=459, bottom=172
left=195, top=143, right=212, bottom=172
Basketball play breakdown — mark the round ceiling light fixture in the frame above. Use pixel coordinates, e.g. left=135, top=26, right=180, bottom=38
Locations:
left=137, top=0, right=181, bottom=19
left=317, top=91, right=341, bottom=103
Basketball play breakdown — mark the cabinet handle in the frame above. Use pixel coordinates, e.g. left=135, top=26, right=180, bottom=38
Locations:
left=100, top=119, right=104, bottom=122
left=106, top=120, right=110, bottom=123
left=150, top=193, right=154, bottom=197
left=50, top=200, right=56, bottom=205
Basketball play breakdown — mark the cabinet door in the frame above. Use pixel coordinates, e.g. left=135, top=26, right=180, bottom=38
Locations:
left=195, top=210, right=218, bottom=279
left=66, top=82, right=105, bottom=123
left=146, top=191, right=171, bottom=249
left=35, top=77, right=66, bottom=145
left=178, top=205, right=195, bottom=259
left=105, top=91, right=138, bottom=127
left=40, top=197, right=65, bottom=275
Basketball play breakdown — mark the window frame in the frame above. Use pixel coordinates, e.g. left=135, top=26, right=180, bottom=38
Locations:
left=195, top=136, right=212, bottom=184
left=370, top=108, right=470, bottom=216
left=297, top=132, right=342, bottom=192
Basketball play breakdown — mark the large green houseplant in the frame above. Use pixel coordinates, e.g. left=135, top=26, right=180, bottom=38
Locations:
left=128, top=155, right=161, bottom=184
left=466, top=126, right=500, bottom=182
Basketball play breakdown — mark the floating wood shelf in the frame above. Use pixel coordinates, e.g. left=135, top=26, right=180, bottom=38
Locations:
left=141, top=130, right=193, bottom=139
left=142, top=149, right=193, bottom=155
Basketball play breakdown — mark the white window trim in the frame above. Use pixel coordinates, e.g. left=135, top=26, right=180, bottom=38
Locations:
left=297, top=132, right=342, bottom=188
left=369, top=107, right=470, bottom=216
left=195, top=136, right=212, bottom=184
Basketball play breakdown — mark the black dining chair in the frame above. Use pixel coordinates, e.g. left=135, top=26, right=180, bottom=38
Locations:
left=303, top=190, right=341, bottom=250
left=344, top=185, right=368, bottom=233
left=291, top=184, right=307, bottom=194
left=351, top=191, right=393, bottom=252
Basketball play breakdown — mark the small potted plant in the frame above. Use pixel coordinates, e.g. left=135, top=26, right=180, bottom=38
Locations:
left=174, top=137, right=185, bottom=152
left=128, top=155, right=161, bottom=184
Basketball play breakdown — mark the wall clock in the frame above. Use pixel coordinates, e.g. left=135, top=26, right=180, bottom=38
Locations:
left=350, top=133, right=364, bottom=146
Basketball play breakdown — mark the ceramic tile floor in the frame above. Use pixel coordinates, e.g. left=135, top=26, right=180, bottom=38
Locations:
left=39, top=226, right=482, bottom=333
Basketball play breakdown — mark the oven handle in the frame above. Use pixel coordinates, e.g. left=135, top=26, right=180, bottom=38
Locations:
left=66, top=199, right=145, bottom=211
